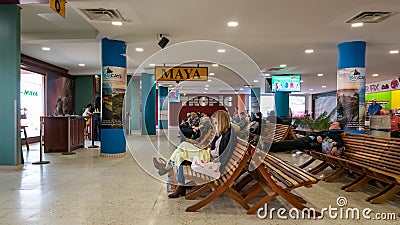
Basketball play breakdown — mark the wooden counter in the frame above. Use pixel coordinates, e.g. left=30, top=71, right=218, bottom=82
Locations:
left=43, top=116, right=85, bottom=153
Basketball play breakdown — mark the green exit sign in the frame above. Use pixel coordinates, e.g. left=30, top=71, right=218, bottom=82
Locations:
left=23, top=90, right=38, bottom=96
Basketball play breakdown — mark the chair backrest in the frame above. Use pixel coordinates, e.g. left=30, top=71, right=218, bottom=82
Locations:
left=259, top=123, right=297, bottom=143
left=341, top=133, right=400, bottom=177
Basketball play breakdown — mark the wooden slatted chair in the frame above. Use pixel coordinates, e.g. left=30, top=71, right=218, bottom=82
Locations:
left=183, top=138, right=256, bottom=212
left=240, top=150, right=320, bottom=215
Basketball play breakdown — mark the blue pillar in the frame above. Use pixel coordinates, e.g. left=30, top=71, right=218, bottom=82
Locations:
left=275, top=92, right=289, bottom=117
left=337, top=41, right=366, bottom=134
left=250, top=88, right=260, bottom=115
left=141, top=73, right=156, bottom=135
left=158, top=86, right=168, bottom=129
left=0, top=5, right=21, bottom=167
left=100, top=38, right=127, bottom=156
left=130, top=79, right=140, bottom=130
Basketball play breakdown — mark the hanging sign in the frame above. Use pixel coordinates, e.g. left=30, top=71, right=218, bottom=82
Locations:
left=155, top=66, right=208, bottom=81
left=50, top=0, right=66, bottom=18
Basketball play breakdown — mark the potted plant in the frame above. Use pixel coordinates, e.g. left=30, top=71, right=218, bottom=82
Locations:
left=294, top=104, right=341, bottom=131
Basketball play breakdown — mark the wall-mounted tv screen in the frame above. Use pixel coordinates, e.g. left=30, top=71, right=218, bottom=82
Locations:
left=272, top=75, right=301, bottom=92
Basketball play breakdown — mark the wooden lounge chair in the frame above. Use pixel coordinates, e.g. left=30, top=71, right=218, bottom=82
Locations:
left=183, top=138, right=256, bottom=212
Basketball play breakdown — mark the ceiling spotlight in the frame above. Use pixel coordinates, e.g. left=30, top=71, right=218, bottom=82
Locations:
left=389, top=50, right=399, bottom=54
left=317, top=73, right=324, bottom=77
left=300, top=80, right=304, bottom=83
left=264, top=73, right=270, bottom=77
left=227, top=21, right=238, bottom=27
left=305, top=49, right=314, bottom=54
left=157, top=34, right=170, bottom=49
left=78, top=63, right=85, bottom=67
left=217, top=49, right=226, bottom=53
left=149, top=63, right=156, bottom=67
left=372, top=74, right=379, bottom=77
left=207, top=79, right=211, bottom=82
left=203, top=92, right=207, bottom=94
left=205, top=88, right=209, bottom=90
left=322, top=86, right=327, bottom=88
left=42, top=47, right=51, bottom=51
left=168, top=84, right=173, bottom=87
left=309, top=88, right=314, bottom=91
left=280, top=64, right=287, bottom=68
left=254, top=80, right=259, bottom=83
left=112, top=21, right=123, bottom=26
left=351, top=22, right=364, bottom=27
left=212, top=64, right=219, bottom=67
left=135, top=48, right=144, bottom=52
left=239, top=88, right=244, bottom=91
left=205, top=84, right=210, bottom=87
left=209, top=72, right=215, bottom=76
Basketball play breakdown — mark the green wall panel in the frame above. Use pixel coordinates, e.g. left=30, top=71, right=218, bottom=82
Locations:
left=75, top=76, right=94, bottom=115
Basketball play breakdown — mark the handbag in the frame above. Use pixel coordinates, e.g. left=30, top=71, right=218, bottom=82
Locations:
left=191, top=156, right=221, bottom=179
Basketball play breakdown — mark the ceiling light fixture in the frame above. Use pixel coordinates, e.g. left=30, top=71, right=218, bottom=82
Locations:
left=309, top=88, right=314, bottom=91
left=317, top=73, right=324, bottom=77
left=372, top=74, right=379, bottom=77
left=217, top=49, right=226, bottom=53
left=112, top=21, right=123, bottom=26
left=149, top=63, right=155, bottom=66
left=389, top=50, right=399, bottom=54
left=203, top=92, right=207, bottom=94
left=280, top=64, right=287, bottom=68
left=212, top=64, right=218, bottom=67
left=254, top=80, right=258, bottom=83
left=42, top=47, right=51, bottom=51
left=78, top=63, right=85, bottom=67
left=305, top=49, right=314, bottom=54
left=322, top=85, right=327, bottom=88
left=168, top=84, right=173, bottom=87
left=351, top=22, right=364, bottom=27
left=300, top=80, right=304, bottom=83
left=264, top=73, right=270, bottom=77
left=227, top=21, right=238, bottom=27
left=239, top=88, right=244, bottom=91
left=207, top=79, right=211, bottom=82
left=135, top=48, right=144, bottom=52
left=205, top=88, right=208, bottom=90
left=209, top=73, right=215, bottom=76
left=205, top=85, right=210, bottom=87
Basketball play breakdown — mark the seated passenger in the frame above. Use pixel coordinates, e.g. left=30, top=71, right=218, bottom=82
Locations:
left=269, top=121, right=344, bottom=156
left=152, top=110, right=237, bottom=198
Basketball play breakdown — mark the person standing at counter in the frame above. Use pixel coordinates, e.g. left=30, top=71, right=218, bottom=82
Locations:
left=368, top=98, right=381, bottom=116
left=389, top=110, right=400, bottom=138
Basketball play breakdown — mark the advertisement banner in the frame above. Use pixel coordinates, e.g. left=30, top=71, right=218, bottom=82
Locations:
left=365, top=77, right=400, bottom=94
left=337, top=68, right=366, bottom=131
left=102, top=66, right=127, bottom=129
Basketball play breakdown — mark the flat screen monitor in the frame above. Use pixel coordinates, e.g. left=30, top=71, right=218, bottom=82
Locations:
left=272, top=75, right=301, bottom=92
left=169, top=90, right=180, bottom=102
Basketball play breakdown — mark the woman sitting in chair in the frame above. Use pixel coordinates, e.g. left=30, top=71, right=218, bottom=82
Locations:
left=153, top=110, right=237, bottom=198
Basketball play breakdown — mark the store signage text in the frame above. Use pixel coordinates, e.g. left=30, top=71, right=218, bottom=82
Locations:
left=23, top=90, right=38, bottom=96
left=155, top=67, right=208, bottom=81
left=181, top=96, right=232, bottom=107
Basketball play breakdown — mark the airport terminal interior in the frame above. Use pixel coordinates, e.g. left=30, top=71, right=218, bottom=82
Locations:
left=1, top=0, right=400, bottom=224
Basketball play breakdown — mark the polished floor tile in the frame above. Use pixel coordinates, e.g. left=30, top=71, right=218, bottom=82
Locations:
left=0, top=131, right=399, bottom=224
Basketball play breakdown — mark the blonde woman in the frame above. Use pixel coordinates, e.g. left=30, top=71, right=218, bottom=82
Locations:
left=153, top=110, right=237, bottom=198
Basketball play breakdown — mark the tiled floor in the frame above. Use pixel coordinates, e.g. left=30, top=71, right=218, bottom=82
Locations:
left=0, top=130, right=399, bottom=225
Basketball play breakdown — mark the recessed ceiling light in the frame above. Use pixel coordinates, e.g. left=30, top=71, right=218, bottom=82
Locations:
left=171, top=88, right=175, bottom=90
left=217, top=49, right=226, bottom=53
left=149, top=63, right=155, bottom=66
left=305, top=49, right=314, bottom=54
left=372, top=74, right=379, bottom=77
left=42, top=47, right=51, bottom=51
left=207, top=79, right=211, bottom=82
left=351, top=22, right=363, bottom=28
left=280, top=64, right=287, bottom=68
left=239, top=88, right=244, bottom=91
left=212, top=64, right=218, bottom=67
left=203, top=92, right=207, bottom=94
left=309, top=88, right=314, bottom=91
left=78, top=63, right=85, bottom=67
left=300, top=80, right=304, bottom=83
left=322, top=85, right=327, bottom=88
left=389, top=50, right=399, bottom=54
left=235, top=91, right=238, bottom=94
left=168, top=84, right=173, bottom=87
left=209, top=72, right=215, bottom=76
left=205, top=84, right=210, bottom=87
left=112, top=21, right=123, bottom=26
left=205, top=88, right=209, bottom=90
left=227, top=21, right=238, bottom=27
left=264, top=73, right=270, bottom=77
left=254, top=80, right=258, bottom=83
left=317, top=73, right=324, bottom=77
left=135, top=48, right=144, bottom=52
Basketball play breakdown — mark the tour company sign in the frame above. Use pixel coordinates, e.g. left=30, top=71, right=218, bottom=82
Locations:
left=155, top=66, right=208, bottom=81
left=365, top=76, right=400, bottom=94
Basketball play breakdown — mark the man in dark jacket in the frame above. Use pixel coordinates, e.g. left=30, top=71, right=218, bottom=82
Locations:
left=269, top=121, right=344, bottom=156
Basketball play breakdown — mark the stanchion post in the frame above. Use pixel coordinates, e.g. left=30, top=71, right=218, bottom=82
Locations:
left=32, top=116, right=50, bottom=165
left=62, top=115, right=76, bottom=155
left=88, top=114, right=99, bottom=148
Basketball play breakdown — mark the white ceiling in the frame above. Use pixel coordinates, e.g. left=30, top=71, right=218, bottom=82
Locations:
left=19, top=0, right=400, bottom=94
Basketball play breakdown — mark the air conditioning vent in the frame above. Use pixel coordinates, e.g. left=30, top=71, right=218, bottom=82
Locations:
left=346, top=11, right=396, bottom=23
left=80, top=8, right=129, bottom=22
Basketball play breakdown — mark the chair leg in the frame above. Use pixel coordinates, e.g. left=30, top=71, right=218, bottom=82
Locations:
left=369, top=184, right=400, bottom=204
left=224, top=188, right=250, bottom=210
left=247, top=194, right=276, bottom=215
left=341, top=175, right=371, bottom=192
left=323, top=167, right=347, bottom=182
left=309, top=161, right=329, bottom=174
left=185, top=185, right=227, bottom=212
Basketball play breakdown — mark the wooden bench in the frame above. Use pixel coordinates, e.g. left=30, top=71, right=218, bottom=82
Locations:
left=235, top=150, right=320, bottom=214
left=183, top=138, right=256, bottom=212
left=303, top=133, right=400, bottom=203
left=255, top=123, right=297, bottom=150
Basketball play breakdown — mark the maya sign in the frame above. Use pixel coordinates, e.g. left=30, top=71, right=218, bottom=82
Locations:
left=155, top=66, right=208, bottom=81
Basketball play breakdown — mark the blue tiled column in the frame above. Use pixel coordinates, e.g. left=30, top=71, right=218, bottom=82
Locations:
left=158, top=86, right=168, bottom=129
left=0, top=5, right=21, bottom=167
left=275, top=92, right=289, bottom=117
left=250, top=88, right=260, bottom=115
left=100, top=38, right=127, bottom=156
left=337, top=41, right=366, bottom=133
left=141, top=73, right=156, bottom=135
